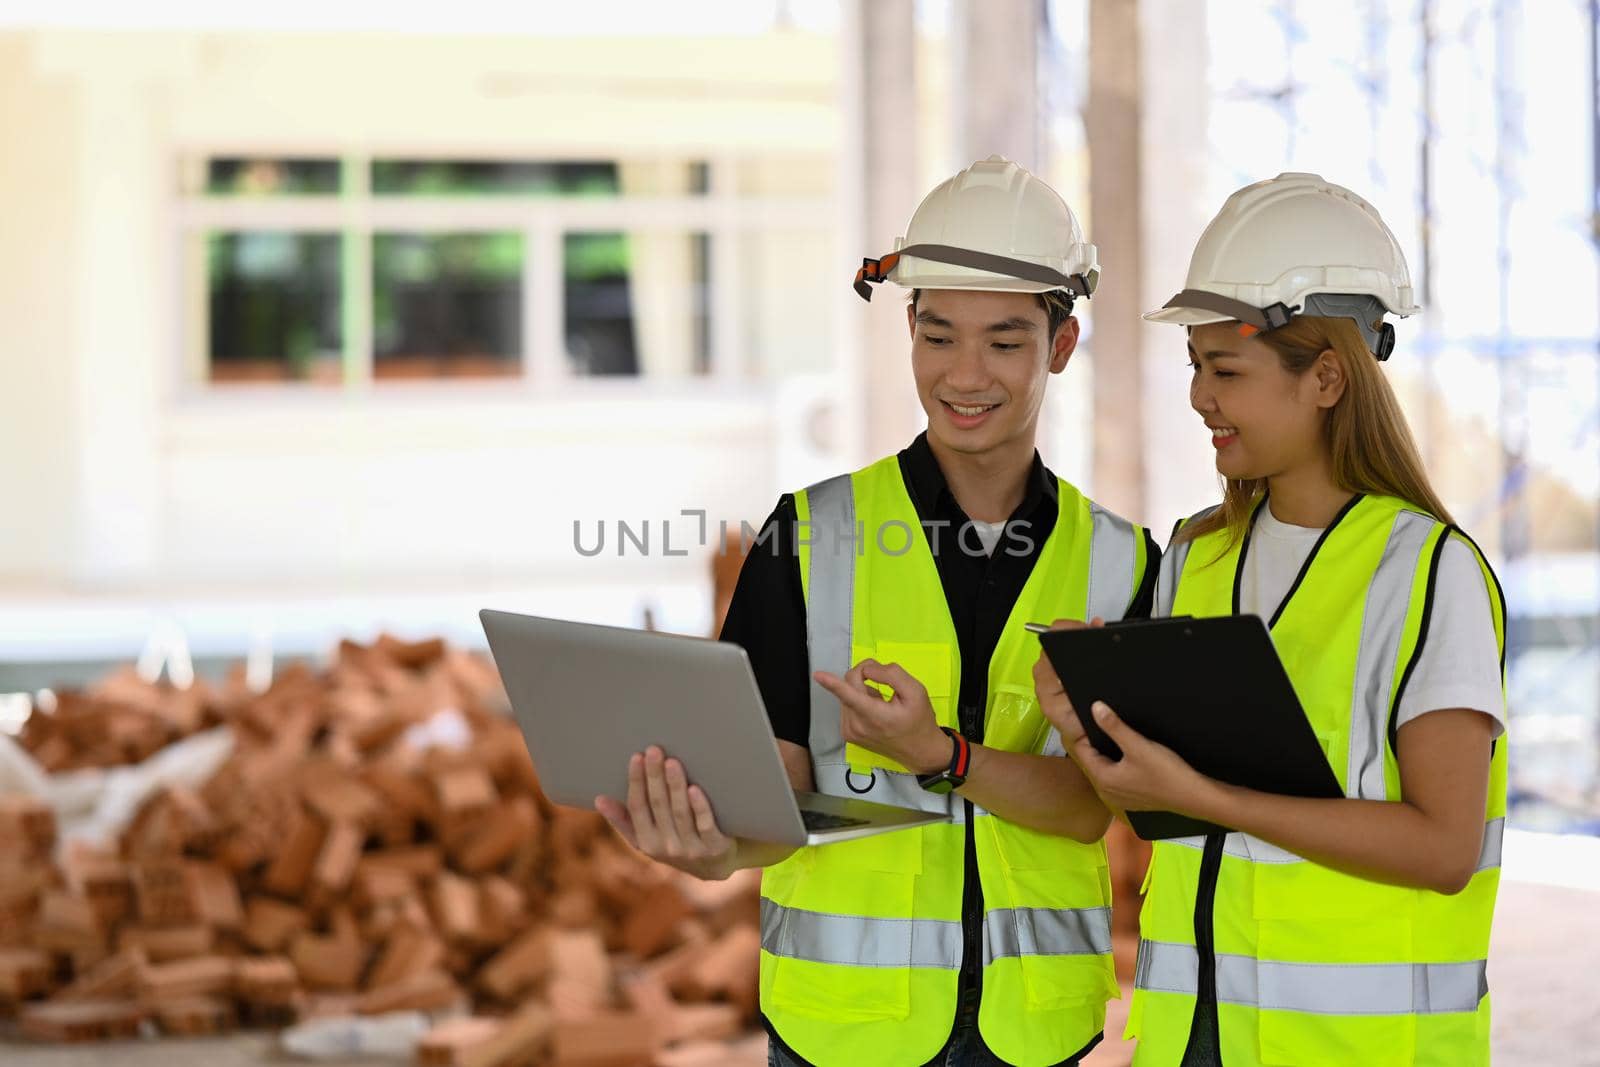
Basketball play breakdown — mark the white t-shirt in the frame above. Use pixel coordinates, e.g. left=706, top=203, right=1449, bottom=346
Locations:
left=969, top=519, right=1007, bottom=556
left=1236, top=505, right=1505, bottom=737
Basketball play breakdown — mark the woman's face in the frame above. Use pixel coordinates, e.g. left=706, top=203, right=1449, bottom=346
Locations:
left=1187, top=322, right=1332, bottom=481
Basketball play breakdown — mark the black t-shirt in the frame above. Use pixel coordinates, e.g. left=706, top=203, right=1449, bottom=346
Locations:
left=718, top=432, right=1158, bottom=1067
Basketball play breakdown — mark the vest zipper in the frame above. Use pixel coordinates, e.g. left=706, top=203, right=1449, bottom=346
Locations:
left=956, top=702, right=983, bottom=1023
left=1179, top=833, right=1226, bottom=1065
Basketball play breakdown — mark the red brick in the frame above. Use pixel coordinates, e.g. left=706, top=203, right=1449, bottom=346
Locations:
left=682, top=927, right=760, bottom=1017
left=117, top=924, right=214, bottom=962
left=132, top=861, right=199, bottom=926
left=478, top=877, right=527, bottom=944
left=289, top=910, right=365, bottom=992
left=137, top=954, right=235, bottom=1001
left=452, top=797, right=539, bottom=875
left=417, top=1016, right=504, bottom=1067
left=358, top=844, right=444, bottom=880
left=0, top=947, right=53, bottom=1000
left=302, top=772, right=381, bottom=826
left=33, top=890, right=103, bottom=954
left=430, top=871, right=482, bottom=946
left=241, top=896, right=307, bottom=953
left=311, top=820, right=366, bottom=899
left=188, top=862, right=243, bottom=930
left=55, top=947, right=143, bottom=1001
left=476, top=925, right=551, bottom=1002
left=355, top=968, right=460, bottom=1014
left=547, top=930, right=612, bottom=1017
left=550, top=1010, right=656, bottom=1067
left=261, top=807, right=327, bottom=898
left=18, top=999, right=143, bottom=1042
left=234, top=955, right=298, bottom=1006
left=153, top=995, right=235, bottom=1035
left=367, top=923, right=445, bottom=990
left=0, top=796, right=57, bottom=857
left=616, top=880, right=695, bottom=959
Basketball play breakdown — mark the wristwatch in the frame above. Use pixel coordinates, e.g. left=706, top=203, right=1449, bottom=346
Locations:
left=917, top=726, right=971, bottom=794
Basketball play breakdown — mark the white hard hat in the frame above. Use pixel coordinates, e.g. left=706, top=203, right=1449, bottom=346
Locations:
left=853, top=155, right=1099, bottom=302
left=1145, top=173, right=1419, bottom=360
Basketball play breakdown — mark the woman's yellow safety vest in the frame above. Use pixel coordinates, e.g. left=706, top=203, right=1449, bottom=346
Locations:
left=1127, top=494, right=1507, bottom=1067
left=759, top=455, right=1150, bottom=1067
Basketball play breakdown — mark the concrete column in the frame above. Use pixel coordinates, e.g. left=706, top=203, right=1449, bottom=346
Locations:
left=1085, top=0, right=1212, bottom=531
left=839, top=0, right=923, bottom=464
left=953, top=0, right=1042, bottom=169
left=1086, top=0, right=1146, bottom=520
left=33, top=34, right=196, bottom=586
left=1136, top=0, right=1214, bottom=535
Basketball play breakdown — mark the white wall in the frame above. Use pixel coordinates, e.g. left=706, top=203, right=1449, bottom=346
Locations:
left=0, top=30, right=848, bottom=638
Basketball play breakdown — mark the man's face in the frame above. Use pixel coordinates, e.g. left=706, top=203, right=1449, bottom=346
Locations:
left=907, top=289, right=1077, bottom=457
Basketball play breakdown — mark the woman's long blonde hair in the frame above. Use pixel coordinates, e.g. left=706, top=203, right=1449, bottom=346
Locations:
left=1179, top=315, right=1455, bottom=550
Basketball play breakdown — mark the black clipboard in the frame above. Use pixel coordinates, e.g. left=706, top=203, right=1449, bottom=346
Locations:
left=1038, top=615, right=1343, bottom=840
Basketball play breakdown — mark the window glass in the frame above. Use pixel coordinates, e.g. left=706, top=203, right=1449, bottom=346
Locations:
left=373, top=233, right=524, bottom=379
left=206, top=232, right=342, bottom=383
left=564, top=231, right=710, bottom=377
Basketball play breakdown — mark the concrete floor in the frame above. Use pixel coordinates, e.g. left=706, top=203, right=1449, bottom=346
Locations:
left=3, top=880, right=1594, bottom=1066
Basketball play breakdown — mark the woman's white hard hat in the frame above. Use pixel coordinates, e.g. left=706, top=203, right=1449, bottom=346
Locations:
left=1145, top=172, right=1420, bottom=359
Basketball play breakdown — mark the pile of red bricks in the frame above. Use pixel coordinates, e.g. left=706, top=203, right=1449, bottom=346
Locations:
left=1, top=636, right=762, bottom=1066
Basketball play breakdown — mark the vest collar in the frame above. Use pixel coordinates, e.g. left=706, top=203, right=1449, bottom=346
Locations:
left=1235, top=492, right=1366, bottom=624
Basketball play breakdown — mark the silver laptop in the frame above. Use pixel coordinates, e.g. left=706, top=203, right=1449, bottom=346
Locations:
left=479, top=609, right=949, bottom=845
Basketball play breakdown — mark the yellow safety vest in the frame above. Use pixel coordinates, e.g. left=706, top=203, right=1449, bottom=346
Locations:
left=1126, top=494, right=1507, bottom=1067
left=759, top=454, right=1150, bottom=1066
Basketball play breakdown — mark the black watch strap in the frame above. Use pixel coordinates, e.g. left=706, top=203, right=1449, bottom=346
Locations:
left=917, top=726, right=971, bottom=794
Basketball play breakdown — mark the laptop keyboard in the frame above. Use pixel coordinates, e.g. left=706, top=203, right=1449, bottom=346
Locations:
left=800, top=810, right=871, bottom=832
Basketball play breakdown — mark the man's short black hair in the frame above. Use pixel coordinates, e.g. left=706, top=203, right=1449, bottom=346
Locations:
left=909, top=288, right=1076, bottom=341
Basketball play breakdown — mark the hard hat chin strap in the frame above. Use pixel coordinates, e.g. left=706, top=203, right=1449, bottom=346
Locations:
left=853, top=243, right=1094, bottom=302
left=1162, top=289, right=1296, bottom=332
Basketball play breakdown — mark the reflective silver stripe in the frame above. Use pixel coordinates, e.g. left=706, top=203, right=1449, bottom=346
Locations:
left=803, top=474, right=855, bottom=767
left=1086, top=504, right=1138, bottom=623
left=1165, top=833, right=1256, bottom=861
left=1041, top=504, right=1139, bottom=760
left=1347, top=510, right=1436, bottom=801
left=810, top=761, right=961, bottom=820
left=983, top=906, right=1112, bottom=965
left=1156, top=507, right=1213, bottom=618
left=1169, top=818, right=1502, bottom=872
left=1135, top=940, right=1488, bottom=1015
left=761, top=898, right=963, bottom=969
left=1477, top=816, right=1505, bottom=871
left=1041, top=729, right=1067, bottom=758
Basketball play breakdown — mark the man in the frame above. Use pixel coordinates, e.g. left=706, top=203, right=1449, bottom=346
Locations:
left=597, top=156, right=1158, bottom=1066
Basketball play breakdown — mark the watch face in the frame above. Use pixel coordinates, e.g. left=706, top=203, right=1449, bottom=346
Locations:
left=919, top=773, right=957, bottom=794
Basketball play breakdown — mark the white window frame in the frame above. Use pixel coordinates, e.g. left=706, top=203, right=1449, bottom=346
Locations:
left=174, top=152, right=833, bottom=402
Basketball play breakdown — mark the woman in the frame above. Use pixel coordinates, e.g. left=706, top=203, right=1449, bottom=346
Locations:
left=1034, top=173, right=1507, bottom=1067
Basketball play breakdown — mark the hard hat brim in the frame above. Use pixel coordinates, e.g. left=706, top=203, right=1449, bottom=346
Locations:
left=1142, top=304, right=1233, bottom=326
left=893, top=272, right=1071, bottom=296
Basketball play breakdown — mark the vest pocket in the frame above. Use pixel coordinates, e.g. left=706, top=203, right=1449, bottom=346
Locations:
left=1254, top=918, right=1418, bottom=1067
left=985, top=820, right=1117, bottom=1009
left=984, top=683, right=1050, bottom=754
left=1253, top=864, right=1419, bottom=1066
left=765, top=831, right=925, bottom=1021
left=845, top=640, right=955, bottom=774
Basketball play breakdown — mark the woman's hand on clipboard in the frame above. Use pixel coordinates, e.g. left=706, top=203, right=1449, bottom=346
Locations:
left=1068, top=702, right=1211, bottom=819
left=1032, top=617, right=1212, bottom=820
left=1031, top=616, right=1102, bottom=753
